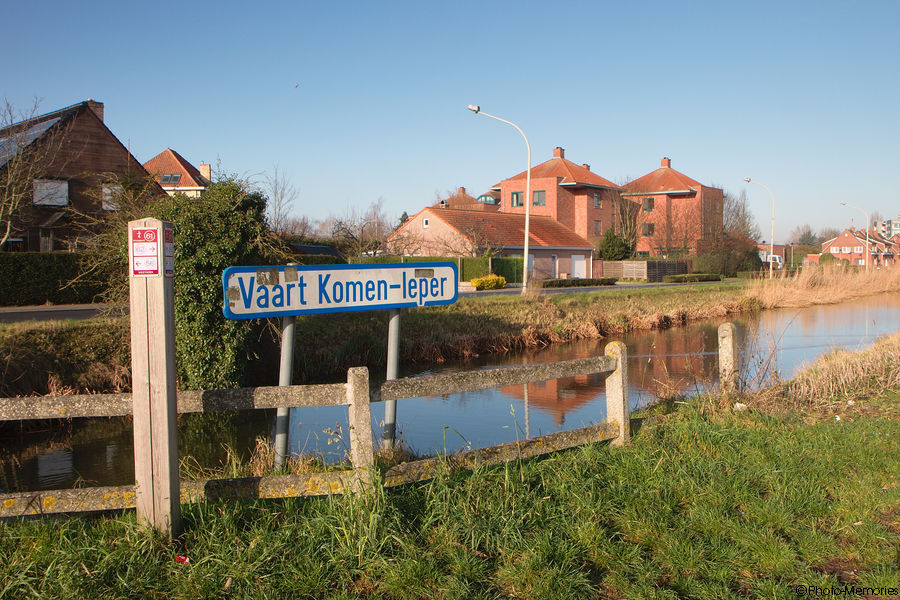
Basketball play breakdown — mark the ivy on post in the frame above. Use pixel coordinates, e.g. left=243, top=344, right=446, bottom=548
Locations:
left=128, top=217, right=180, bottom=537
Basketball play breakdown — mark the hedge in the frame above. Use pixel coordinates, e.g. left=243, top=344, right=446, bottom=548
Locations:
left=350, top=255, right=524, bottom=283
left=541, top=277, right=617, bottom=288
left=0, top=252, right=106, bottom=306
left=470, top=273, right=506, bottom=290
left=662, top=273, right=722, bottom=283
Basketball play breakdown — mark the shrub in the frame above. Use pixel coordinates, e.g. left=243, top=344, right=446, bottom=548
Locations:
left=541, top=277, right=617, bottom=288
left=470, top=274, right=506, bottom=290
left=596, top=228, right=632, bottom=260
left=0, top=253, right=106, bottom=306
left=663, top=273, right=722, bottom=283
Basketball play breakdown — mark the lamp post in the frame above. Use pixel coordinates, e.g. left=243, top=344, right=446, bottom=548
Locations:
left=744, top=178, right=775, bottom=279
left=468, top=105, right=532, bottom=294
left=841, top=202, right=870, bottom=272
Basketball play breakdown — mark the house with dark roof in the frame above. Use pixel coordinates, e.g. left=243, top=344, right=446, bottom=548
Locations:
left=0, top=100, right=162, bottom=252
left=621, top=157, right=724, bottom=257
left=491, top=147, right=622, bottom=245
left=143, top=148, right=210, bottom=197
left=386, top=206, right=595, bottom=279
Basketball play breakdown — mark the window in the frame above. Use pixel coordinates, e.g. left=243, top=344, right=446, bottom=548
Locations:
left=532, top=190, right=545, bottom=206
left=593, top=193, right=601, bottom=209
left=511, top=192, right=523, bottom=207
left=594, top=220, right=601, bottom=235
left=33, top=179, right=69, bottom=206
left=854, top=246, right=863, bottom=253
left=642, top=197, right=654, bottom=212
left=101, top=184, right=122, bottom=211
left=423, top=218, right=429, bottom=229
left=642, top=223, right=655, bottom=237
left=160, top=174, right=182, bottom=185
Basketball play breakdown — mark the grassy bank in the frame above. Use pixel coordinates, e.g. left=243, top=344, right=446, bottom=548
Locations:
left=2, top=267, right=899, bottom=396
left=2, top=340, right=898, bottom=599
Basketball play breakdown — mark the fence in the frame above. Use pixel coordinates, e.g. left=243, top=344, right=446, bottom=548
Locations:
left=600, top=260, right=688, bottom=282
left=0, top=323, right=744, bottom=532
left=0, top=342, right=631, bottom=529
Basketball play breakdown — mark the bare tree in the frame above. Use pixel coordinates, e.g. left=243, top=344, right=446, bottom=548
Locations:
left=329, top=198, right=394, bottom=259
left=264, top=165, right=299, bottom=234
left=722, top=189, right=761, bottom=240
left=0, top=99, right=71, bottom=249
left=788, top=224, right=818, bottom=246
left=612, top=192, right=641, bottom=254
left=818, top=227, right=841, bottom=243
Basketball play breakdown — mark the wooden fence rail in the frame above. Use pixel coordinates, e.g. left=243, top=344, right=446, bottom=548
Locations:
left=0, top=342, right=635, bottom=523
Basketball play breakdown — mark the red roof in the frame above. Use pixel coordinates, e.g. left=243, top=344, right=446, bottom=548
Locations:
left=431, top=188, right=499, bottom=212
left=495, top=149, right=619, bottom=190
left=143, top=148, right=209, bottom=188
left=422, top=208, right=593, bottom=249
left=622, top=157, right=704, bottom=194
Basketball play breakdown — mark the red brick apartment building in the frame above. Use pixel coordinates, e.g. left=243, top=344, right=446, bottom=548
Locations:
left=621, top=158, right=724, bottom=257
left=490, top=147, right=622, bottom=246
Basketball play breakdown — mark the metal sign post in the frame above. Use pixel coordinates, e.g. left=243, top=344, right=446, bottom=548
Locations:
left=128, top=218, right=179, bottom=537
left=382, top=308, right=400, bottom=449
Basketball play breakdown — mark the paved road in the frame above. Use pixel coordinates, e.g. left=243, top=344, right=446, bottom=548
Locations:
left=0, top=304, right=124, bottom=323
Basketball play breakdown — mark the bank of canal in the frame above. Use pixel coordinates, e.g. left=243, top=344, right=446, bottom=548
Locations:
left=3, top=292, right=898, bottom=493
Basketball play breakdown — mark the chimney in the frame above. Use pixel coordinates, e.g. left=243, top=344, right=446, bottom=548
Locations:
left=86, top=99, right=104, bottom=122
left=457, top=186, right=466, bottom=196
left=661, top=157, right=671, bottom=168
left=553, top=147, right=565, bottom=159
left=199, top=163, right=211, bottom=182
left=582, top=163, right=590, bottom=171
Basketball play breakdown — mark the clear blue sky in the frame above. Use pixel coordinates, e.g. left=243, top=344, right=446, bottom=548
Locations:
left=4, top=0, right=899, bottom=242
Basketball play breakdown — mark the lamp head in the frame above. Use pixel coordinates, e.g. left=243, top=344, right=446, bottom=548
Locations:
left=840, top=202, right=847, bottom=206
left=467, top=105, right=480, bottom=114
left=743, top=177, right=751, bottom=183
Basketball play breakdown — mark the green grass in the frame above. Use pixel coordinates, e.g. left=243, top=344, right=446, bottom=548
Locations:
left=2, top=394, right=897, bottom=599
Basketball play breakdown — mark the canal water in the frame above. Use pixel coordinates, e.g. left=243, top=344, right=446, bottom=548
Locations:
left=3, top=294, right=899, bottom=492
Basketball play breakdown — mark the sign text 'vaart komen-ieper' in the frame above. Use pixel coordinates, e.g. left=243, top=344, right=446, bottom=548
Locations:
left=222, top=262, right=459, bottom=320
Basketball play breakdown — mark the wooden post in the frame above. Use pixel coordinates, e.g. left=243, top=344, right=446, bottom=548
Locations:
left=346, top=367, right=375, bottom=492
left=128, top=218, right=180, bottom=536
left=604, top=341, right=630, bottom=447
left=718, top=322, right=738, bottom=394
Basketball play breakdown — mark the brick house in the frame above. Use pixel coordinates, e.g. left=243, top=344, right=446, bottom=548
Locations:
left=490, top=147, right=622, bottom=246
left=386, top=206, right=596, bottom=279
left=143, top=148, right=211, bottom=198
left=815, top=228, right=898, bottom=266
left=621, top=158, right=724, bottom=257
left=0, top=100, right=162, bottom=251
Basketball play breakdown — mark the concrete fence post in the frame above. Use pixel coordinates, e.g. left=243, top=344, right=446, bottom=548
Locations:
left=718, top=323, right=738, bottom=394
left=128, top=218, right=180, bottom=537
left=346, top=367, right=375, bottom=492
left=604, top=341, right=630, bottom=447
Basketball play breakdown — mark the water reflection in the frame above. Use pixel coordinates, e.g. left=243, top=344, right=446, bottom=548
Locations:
left=4, top=294, right=899, bottom=492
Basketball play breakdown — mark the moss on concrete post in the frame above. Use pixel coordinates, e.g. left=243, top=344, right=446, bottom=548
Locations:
left=346, top=367, right=375, bottom=492
left=604, top=341, right=630, bottom=447
left=718, top=323, right=738, bottom=394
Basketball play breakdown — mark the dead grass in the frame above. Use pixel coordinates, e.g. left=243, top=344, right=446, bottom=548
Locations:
left=744, top=330, right=900, bottom=414
left=745, top=265, right=900, bottom=309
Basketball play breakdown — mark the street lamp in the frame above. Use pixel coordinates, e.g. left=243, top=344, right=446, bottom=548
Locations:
left=840, top=202, right=870, bottom=272
left=744, top=177, right=776, bottom=279
left=468, top=105, right=532, bottom=294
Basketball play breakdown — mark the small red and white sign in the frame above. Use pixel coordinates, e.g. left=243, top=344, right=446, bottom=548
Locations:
left=131, top=227, right=160, bottom=276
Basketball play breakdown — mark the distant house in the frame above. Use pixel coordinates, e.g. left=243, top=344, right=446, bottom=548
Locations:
left=815, top=228, right=897, bottom=266
left=143, top=148, right=210, bottom=198
left=0, top=100, right=163, bottom=252
left=621, top=158, right=723, bottom=257
left=386, top=206, right=596, bottom=279
left=490, top=147, right=622, bottom=245
left=432, top=187, right=499, bottom=212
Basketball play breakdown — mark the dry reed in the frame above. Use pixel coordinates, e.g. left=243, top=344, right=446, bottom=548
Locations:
left=745, top=265, right=900, bottom=309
